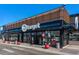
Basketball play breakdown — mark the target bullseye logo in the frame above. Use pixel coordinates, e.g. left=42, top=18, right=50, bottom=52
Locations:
left=21, top=24, right=28, bottom=32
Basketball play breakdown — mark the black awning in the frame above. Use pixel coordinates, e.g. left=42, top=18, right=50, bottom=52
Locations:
left=63, top=24, right=75, bottom=31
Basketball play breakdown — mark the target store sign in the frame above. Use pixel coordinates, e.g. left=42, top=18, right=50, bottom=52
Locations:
left=22, top=23, right=40, bottom=32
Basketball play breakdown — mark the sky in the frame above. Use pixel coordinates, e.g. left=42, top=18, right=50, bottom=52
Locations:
left=0, top=4, right=79, bottom=26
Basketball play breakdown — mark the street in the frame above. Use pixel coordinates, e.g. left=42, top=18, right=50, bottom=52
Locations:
left=0, top=43, right=58, bottom=55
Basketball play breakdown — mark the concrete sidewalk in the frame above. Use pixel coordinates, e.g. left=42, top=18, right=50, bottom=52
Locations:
left=60, top=45, right=79, bottom=54
left=0, top=40, right=78, bottom=55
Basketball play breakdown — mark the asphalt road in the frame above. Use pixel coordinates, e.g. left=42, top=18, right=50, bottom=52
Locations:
left=0, top=44, right=58, bottom=55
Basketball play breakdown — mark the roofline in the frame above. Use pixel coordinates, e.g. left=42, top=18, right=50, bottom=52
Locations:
left=70, top=13, right=79, bottom=17
left=18, top=5, right=66, bottom=22
left=5, top=4, right=65, bottom=26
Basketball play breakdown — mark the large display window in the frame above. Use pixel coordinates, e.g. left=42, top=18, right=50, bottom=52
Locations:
left=40, top=31, right=60, bottom=46
left=10, top=34, right=18, bottom=41
left=23, top=33, right=31, bottom=43
left=50, top=31, right=60, bottom=41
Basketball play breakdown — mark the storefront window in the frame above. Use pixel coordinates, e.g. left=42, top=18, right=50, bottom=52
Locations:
left=50, top=31, right=60, bottom=41
left=69, top=33, right=79, bottom=41
left=10, top=34, right=18, bottom=41
left=63, top=30, right=69, bottom=46
left=23, top=33, right=31, bottom=43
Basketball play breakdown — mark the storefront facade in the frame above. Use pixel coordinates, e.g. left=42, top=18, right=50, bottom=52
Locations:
left=1, top=6, right=74, bottom=48
left=69, top=14, right=79, bottom=41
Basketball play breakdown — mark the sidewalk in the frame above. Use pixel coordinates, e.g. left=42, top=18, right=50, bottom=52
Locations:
left=0, top=40, right=78, bottom=55
left=60, top=45, right=79, bottom=54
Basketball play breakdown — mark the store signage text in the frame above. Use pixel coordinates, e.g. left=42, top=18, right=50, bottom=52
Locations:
left=22, top=23, right=40, bottom=32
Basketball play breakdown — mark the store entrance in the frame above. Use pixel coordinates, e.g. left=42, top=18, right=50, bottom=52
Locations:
left=31, top=32, right=42, bottom=45
left=33, top=34, right=39, bottom=45
left=31, top=32, right=39, bottom=45
left=36, top=33, right=42, bottom=45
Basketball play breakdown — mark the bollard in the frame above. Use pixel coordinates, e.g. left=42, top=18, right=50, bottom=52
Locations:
left=16, top=41, right=21, bottom=45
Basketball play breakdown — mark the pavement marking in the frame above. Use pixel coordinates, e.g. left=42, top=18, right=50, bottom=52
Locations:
left=12, top=46, right=72, bottom=55
left=62, top=45, right=70, bottom=49
left=12, top=47, right=25, bottom=51
left=2, top=48, right=14, bottom=53
left=12, top=47, right=49, bottom=54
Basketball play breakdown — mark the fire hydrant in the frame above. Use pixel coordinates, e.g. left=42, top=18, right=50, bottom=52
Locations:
left=44, top=43, right=50, bottom=49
